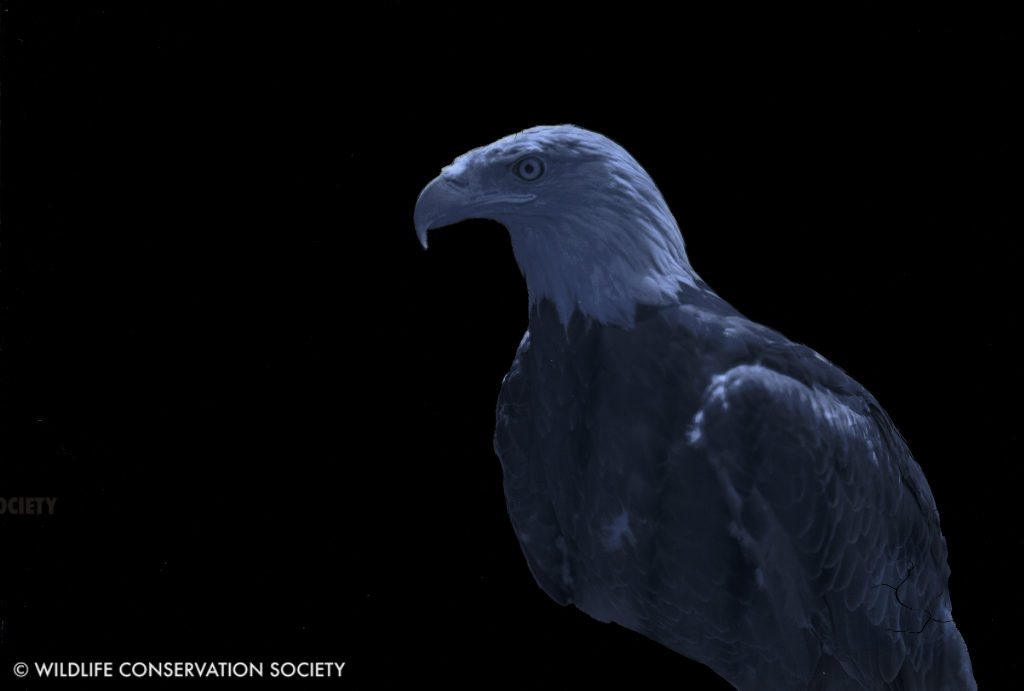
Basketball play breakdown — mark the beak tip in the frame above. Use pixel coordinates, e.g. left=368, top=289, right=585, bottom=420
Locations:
left=414, top=217, right=430, bottom=249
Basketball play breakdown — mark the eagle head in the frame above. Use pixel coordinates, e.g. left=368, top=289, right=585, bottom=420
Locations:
left=414, top=125, right=698, bottom=328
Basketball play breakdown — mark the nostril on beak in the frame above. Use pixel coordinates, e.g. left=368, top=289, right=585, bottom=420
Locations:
left=443, top=175, right=468, bottom=190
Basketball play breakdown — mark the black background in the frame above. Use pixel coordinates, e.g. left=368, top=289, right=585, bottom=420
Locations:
left=2, top=3, right=1018, bottom=688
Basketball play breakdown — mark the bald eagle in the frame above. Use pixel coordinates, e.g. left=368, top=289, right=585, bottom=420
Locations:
left=414, top=125, right=975, bottom=690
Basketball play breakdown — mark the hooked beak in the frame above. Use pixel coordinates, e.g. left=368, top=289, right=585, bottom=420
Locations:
left=413, top=174, right=535, bottom=249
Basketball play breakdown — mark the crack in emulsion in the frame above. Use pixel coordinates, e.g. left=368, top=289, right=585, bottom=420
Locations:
left=874, top=562, right=954, bottom=634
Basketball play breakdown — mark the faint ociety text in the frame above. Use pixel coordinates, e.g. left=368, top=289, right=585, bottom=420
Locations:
left=0, top=497, right=57, bottom=515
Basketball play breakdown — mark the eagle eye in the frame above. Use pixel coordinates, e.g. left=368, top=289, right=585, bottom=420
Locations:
left=513, top=156, right=545, bottom=182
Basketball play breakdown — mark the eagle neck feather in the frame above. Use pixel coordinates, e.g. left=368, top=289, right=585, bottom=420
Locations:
left=506, top=188, right=698, bottom=330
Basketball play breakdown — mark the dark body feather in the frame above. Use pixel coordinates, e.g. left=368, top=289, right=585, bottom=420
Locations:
left=494, top=282, right=975, bottom=690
